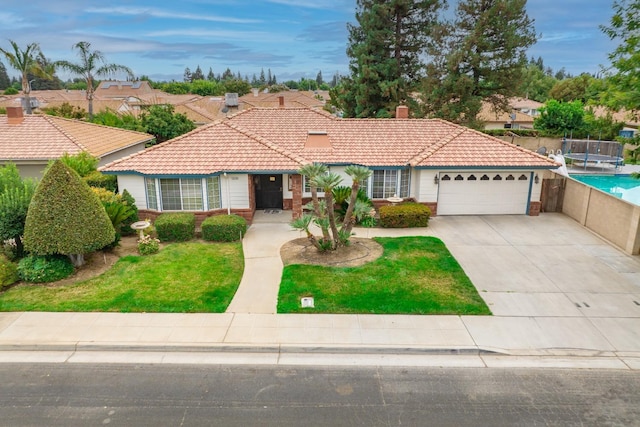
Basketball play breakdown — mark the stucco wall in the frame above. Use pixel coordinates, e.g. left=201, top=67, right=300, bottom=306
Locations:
left=561, top=175, right=640, bottom=255
left=98, top=143, right=147, bottom=167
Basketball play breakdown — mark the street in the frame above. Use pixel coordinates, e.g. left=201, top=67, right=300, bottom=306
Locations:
left=1, top=363, right=638, bottom=426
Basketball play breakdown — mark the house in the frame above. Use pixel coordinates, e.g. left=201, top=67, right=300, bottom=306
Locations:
left=0, top=107, right=154, bottom=178
left=478, top=103, right=535, bottom=130
left=100, top=106, right=559, bottom=223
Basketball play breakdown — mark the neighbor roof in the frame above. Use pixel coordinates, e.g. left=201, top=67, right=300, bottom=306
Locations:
left=0, top=114, right=154, bottom=161
left=100, top=107, right=558, bottom=176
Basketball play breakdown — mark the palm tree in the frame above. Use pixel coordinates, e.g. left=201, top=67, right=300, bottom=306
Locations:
left=0, top=40, right=51, bottom=114
left=55, top=41, right=133, bottom=119
left=341, top=165, right=373, bottom=236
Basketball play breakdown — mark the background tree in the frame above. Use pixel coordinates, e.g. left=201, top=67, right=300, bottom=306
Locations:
left=55, top=41, right=134, bottom=120
left=42, top=102, right=87, bottom=119
left=23, top=160, right=115, bottom=267
left=516, top=61, right=557, bottom=102
left=600, top=0, right=640, bottom=113
left=191, top=65, right=204, bottom=81
left=183, top=67, right=192, bottom=82
left=29, top=52, right=62, bottom=90
left=421, top=0, right=537, bottom=127
left=140, top=104, right=196, bottom=144
left=0, top=61, right=11, bottom=90
left=332, top=0, right=445, bottom=118
left=548, top=73, right=595, bottom=103
left=534, top=100, right=586, bottom=136
left=0, top=40, right=52, bottom=114
left=316, top=70, right=324, bottom=87
left=0, top=163, right=36, bottom=257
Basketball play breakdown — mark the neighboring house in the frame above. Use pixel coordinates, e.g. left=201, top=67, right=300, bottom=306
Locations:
left=478, top=103, right=535, bottom=130
left=0, top=107, right=154, bottom=178
left=101, top=106, right=558, bottom=223
left=510, top=97, right=543, bottom=117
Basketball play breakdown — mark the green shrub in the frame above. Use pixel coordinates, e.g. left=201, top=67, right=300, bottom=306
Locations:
left=379, top=203, right=431, bottom=228
left=120, top=190, right=139, bottom=236
left=83, top=170, right=117, bottom=192
left=0, top=254, right=19, bottom=288
left=18, top=254, right=74, bottom=283
left=201, top=214, right=247, bottom=242
left=155, top=212, right=195, bottom=242
left=3, top=87, right=18, bottom=95
left=137, top=235, right=160, bottom=255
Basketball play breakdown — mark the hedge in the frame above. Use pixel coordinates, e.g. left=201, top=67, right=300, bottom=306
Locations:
left=18, top=254, right=74, bottom=283
left=154, top=212, right=195, bottom=242
left=0, top=255, right=18, bottom=288
left=201, top=214, right=247, bottom=242
left=379, top=203, right=431, bottom=228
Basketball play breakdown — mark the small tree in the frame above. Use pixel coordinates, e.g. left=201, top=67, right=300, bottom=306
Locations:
left=534, top=100, right=586, bottom=136
left=140, top=104, right=196, bottom=144
left=0, top=164, right=36, bottom=257
left=291, top=163, right=372, bottom=251
left=23, top=160, right=115, bottom=267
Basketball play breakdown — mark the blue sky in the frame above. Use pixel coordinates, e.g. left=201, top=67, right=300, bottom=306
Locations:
left=0, top=0, right=618, bottom=83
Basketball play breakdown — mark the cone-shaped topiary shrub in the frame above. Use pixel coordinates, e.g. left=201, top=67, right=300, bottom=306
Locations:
left=23, top=160, right=115, bottom=267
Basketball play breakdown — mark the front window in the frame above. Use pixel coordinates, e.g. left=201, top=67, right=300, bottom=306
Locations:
left=370, top=169, right=409, bottom=198
left=146, top=177, right=219, bottom=211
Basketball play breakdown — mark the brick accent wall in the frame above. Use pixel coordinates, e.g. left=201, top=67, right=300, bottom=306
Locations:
left=528, top=201, right=541, bottom=216
left=291, top=174, right=303, bottom=219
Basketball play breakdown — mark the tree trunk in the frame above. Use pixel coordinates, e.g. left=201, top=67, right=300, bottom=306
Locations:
left=14, top=235, right=24, bottom=258
left=22, top=75, right=32, bottom=114
left=341, top=182, right=360, bottom=236
left=68, top=253, right=85, bottom=267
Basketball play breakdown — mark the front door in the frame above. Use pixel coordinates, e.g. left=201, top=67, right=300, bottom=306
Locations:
left=255, top=175, right=283, bottom=209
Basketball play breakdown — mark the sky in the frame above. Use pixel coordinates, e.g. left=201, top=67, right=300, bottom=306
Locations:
left=0, top=0, right=619, bottom=83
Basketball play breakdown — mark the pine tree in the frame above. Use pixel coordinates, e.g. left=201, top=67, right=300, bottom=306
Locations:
left=23, top=160, right=115, bottom=267
left=192, top=65, right=204, bottom=81
left=267, top=69, right=273, bottom=85
left=207, top=67, right=215, bottom=81
left=183, top=67, right=192, bottom=82
left=331, top=0, right=444, bottom=118
left=222, top=67, right=233, bottom=80
left=421, top=0, right=537, bottom=127
left=259, top=68, right=266, bottom=86
left=316, top=70, right=324, bottom=87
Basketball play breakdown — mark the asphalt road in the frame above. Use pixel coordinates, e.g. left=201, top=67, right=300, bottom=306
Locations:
left=1, top=364, right=639, bottom=426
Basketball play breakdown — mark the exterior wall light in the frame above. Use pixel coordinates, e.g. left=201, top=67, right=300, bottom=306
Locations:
left=434, top=175, right=439, bottom=185
left=534, top=174, right=539, bottom=184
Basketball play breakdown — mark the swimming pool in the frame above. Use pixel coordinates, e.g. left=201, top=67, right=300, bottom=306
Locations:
left=571, top=174, right=640, bottom=205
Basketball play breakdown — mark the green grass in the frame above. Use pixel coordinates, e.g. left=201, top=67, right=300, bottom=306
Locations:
left=278, top=236, right=491, bottom=315
left=0, top=242, right=243, bottom=313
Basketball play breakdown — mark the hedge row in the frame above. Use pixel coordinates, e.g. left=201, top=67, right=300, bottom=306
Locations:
left=379, top=203, right=431, bottom=228
left=155, top=212, right=195, bottom=242
left=202, top=214, right=247, bottom=242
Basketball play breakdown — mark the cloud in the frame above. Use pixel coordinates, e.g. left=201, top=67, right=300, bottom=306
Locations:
left=146, top=29, right=289, bottom=43
left=85, top=6, right=262, bottom=24
left=265, top=0, right=352, bottom=11
left=539, top=32, right=593, bottom=43
left=296, top=21, right=348, bottom=43
left=0, top=11, right=32, bottom=29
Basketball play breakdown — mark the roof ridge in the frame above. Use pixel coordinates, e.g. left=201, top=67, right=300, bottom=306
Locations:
left=223, top=121, right=307, bottom=166
left=43, top=115, right=92, bottom=153
left=408, top=120, right=466, bottom=166
left=48, top=115, right=153, bottom=138
left=99, top=120, right=222, bottom=171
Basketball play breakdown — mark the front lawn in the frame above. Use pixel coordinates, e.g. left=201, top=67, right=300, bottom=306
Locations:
left=278, top=236, right=490, bottom=315
left=0, top=242, right=243, bottom=313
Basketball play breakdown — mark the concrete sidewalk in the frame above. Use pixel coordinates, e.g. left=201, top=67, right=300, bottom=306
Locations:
left=0, top=213, right=639, bottom=368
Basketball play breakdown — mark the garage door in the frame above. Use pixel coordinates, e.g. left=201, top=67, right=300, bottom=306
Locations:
left=437, top=172, right=531, bottom=215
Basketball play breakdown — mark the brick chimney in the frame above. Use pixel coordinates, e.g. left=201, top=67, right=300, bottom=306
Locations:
left=278, top=95, right=285, bottom=107
left=6, top=106, right=24, bottom=124
left=396, top=105, right=409, bottom=119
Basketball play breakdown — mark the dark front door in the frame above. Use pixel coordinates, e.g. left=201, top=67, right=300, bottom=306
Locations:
left=255, top=175, right=283, bottom=209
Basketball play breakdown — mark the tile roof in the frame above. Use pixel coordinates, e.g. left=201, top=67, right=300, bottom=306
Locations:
left=0, top=114, right=153, bottom=161
left=100, top=120, right=306, bottom=175
left=101, top=107, right=558, bottom=175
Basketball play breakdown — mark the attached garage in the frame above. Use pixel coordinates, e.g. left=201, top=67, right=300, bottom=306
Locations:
left=436, top=171, right=532, bottom=215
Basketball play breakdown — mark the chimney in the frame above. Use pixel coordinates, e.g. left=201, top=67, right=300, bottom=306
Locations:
left=252, top=88, right=259, bottom=97
left=396, top=105, right=409, bottom=119
left=6, top=106, right=24, bottom=124
left=278, top=95, right=285, bottom=107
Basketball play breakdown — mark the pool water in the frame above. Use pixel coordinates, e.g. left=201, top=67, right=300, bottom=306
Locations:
left=571, top=174, right=640, bottom=205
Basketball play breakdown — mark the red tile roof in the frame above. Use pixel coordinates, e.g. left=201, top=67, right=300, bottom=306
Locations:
left=101, top=107, right=558, bottom=175
left=0, top=114, right=153, bottom=161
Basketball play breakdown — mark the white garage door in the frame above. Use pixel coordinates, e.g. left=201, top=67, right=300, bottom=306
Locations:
left=437, top=172, right=531, bottom=215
